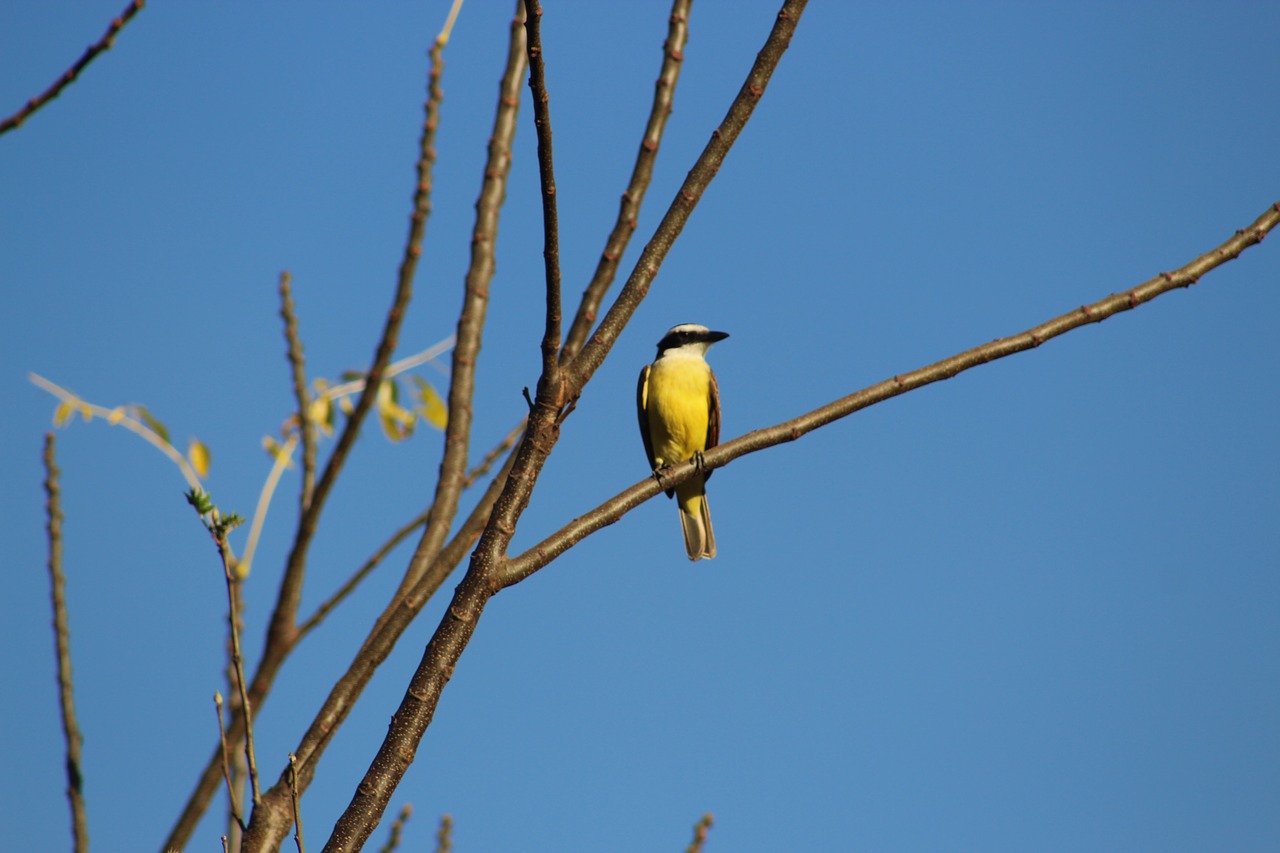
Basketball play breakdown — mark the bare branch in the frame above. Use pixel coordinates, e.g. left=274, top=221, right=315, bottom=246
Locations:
left=501, top=201, right=1280, bottom=586
left=288, top=754, right=306, bottom=853
left=685, top=813, right=714, bottom=853
left=524, top=1, right=565, bottom=378
left=214, top=693, right=245, bottom=832
left=43, top=434, right=87, bottom=853
left=239, top=446, right=520, bottom=851
left=433, top=813, right=452, bottom=853
left=279, top=271, right=317, bottom=513
left=376, top=805, right=414, bottom=853
left=296, top=421, right=525, bottom=640
left=0, top=0, right=145, bottom=136
left=561, top=0, right=694, bottom=362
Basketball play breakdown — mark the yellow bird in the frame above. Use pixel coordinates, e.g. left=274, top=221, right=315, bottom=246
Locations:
left=637, top=324, right=729, bottom=560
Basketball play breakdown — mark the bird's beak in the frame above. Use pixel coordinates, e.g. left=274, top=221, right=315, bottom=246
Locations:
left=706, top=330, right=730, bottom=343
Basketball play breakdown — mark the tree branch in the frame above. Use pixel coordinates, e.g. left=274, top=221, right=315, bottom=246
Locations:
left=279, top=271, right=317, bottom=514
left=239, top=446, right=519, bottom=851
left=560, top=0, right=694, bottom=363
left=0, top=0, right=145, bottom=136
left=524, top=0, right=564, bottom=379
left=43, top=434, right=88, bottom=853
left=564, top=0, right=807, bottom=391
left=500, top=201, right=1280, bottom=586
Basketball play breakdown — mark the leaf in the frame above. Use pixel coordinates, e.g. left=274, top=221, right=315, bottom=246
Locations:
left=185, top=487, right=214, bottom=515
left=134, top=405, right=171, bottom=446
left=412, top=376, right=449, bottom=430
left=188, top=439, right=211, bottom=479
left=53, top=400, right=75, bottom=427
left=307, top=397, right=333, bottom=436
left=106, top=406, right=125, bottom=425
left=376, top=380, right=415, bottom=442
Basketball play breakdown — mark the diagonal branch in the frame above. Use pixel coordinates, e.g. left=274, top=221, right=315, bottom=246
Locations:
left=499, top=201, right=1280, bottom=586
left=563, top=0, right=807, bottom=390
left=560, top=0, right=694, bottom=363
left=43, top=434, right=88, bottom=853
left=0, top=0, right=145, bottom=136
left=296, top=421, right=525, bottom=641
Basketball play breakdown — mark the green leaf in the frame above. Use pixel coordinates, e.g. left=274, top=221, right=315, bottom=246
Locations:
left=134, top=405, right=171, bottom=446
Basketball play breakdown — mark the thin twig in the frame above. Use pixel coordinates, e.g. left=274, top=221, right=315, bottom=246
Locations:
left=500, top=201, right=1280, bottom=587
left=524, top=1, right=564, bottom=380
left=376, top=804, right=414, bottom=853
left=29, top=373, right=203, bottom=490
left=43, top=434, right=88, bottom=853
left=685, top=813, right=714, bottom=853
left=279, top=271, right=317, bottom=514
left=288, top=753, right=306, bottom=853
left=561, top=0, right=694, bottom=362
left=214, top=692, right=245, bottom=830
left=433, top=813, right=452, bottom=853
left=220, top=542, right=261, bottom=807
left=0, top=0, right=145, bottom=136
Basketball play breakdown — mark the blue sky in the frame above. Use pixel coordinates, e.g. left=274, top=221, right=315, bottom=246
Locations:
left=3, top=2, right=1278, bottom=851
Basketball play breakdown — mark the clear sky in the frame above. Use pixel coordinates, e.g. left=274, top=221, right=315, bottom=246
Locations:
left=3, top=2, right=1278, bottom=851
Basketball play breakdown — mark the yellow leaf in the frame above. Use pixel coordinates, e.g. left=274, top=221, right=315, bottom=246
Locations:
left=307, top=397, right=333, bottom=436
left=188, top=439, right=211, bottom=479
left=53, top=401, right=75, bottom=427
left=412, top=376, right=448, bottom=430
left=78, top=403, right=93, bottom=422
left=106, top=407, right=125, bottom=425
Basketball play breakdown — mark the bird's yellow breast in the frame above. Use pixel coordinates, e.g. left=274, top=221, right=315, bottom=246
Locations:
left=644, top=356, right=711, bottom=469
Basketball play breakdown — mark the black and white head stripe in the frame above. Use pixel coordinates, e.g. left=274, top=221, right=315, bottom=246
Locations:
left=655, top=324, right=730, bottom=354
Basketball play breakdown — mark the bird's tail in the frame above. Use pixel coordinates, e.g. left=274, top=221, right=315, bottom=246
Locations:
left=677, top=479, right=716, bottom=561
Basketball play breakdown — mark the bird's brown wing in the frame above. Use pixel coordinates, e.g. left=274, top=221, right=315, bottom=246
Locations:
left=705, top=368, right=721, bottom=484
left=637, top=364, right=657, bottom=471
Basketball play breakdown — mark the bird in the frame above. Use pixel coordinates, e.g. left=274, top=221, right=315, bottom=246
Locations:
left=636, top=323, right=729, bottom=560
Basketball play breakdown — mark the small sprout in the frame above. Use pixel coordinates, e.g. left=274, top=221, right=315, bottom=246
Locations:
left=185, top=487, right=215, bottom=516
